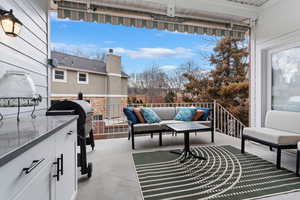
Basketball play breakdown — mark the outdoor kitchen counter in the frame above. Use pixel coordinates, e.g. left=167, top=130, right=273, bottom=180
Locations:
left=0, top=115, right=78, bottom=167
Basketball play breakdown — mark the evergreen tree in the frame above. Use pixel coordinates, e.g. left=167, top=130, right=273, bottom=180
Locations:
left=183, top=37, right=249, bottom=125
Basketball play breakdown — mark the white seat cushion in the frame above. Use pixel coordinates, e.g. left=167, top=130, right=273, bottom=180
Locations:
left=133, top=123, right=163, bottom=132
left=159, top=120, right=182, bottom=125
left=134, top=120, right=212, bottom=133
left=244, top=127, right=300, bottom=145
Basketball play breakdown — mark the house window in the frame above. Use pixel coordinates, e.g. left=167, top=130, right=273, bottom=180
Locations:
left=53, top=69, right=67, bottom=82
left=271, top=46, right=300, bottom=112
left=77, top=72, right=89, bottom=84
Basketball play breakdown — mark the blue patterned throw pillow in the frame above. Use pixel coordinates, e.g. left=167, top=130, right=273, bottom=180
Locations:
left=174, top=107, right=196, bottom=121
left=140, top=108, right=161, bottom=123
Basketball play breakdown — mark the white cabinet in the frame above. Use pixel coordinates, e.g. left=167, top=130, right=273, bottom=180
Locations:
left=0, top=120, right=77, bottom=200
left=55, top=123, right=77, bottom=200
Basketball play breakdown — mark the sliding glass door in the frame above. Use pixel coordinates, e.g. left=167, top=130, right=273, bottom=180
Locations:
left=271, top=46, right=300, bottom=111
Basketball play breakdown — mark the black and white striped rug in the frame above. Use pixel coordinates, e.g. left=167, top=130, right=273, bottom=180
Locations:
left=133, top=145, right=300, bottom=200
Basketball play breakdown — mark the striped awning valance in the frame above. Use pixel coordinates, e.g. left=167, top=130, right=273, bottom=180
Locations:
left=56, top=0, right=249, bottom=38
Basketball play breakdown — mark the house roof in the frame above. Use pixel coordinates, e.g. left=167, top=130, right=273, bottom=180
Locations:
left=51, top=51, right=128, bottom=78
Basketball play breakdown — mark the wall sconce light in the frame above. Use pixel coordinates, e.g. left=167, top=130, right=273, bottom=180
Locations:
left=0, top=9, right=23, bottom=37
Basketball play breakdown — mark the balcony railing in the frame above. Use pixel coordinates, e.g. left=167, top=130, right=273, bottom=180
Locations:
left=92, top=101, right=246, bottom=139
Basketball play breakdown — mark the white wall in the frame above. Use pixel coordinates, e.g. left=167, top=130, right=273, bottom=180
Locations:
left=0, top=0, right=49, bottom=119
left=251, top=0, right=300, bottom=127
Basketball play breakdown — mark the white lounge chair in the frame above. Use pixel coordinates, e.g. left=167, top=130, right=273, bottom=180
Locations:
left=242, top=110, right=300, bottom=169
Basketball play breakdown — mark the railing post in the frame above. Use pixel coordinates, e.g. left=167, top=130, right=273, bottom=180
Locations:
left=213, top=100, right=216, bottom=136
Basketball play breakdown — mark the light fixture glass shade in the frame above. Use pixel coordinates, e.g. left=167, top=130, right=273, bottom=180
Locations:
left=1, top=18, right=13, bottom=33
left=0, top=71, right=37, bottom=98
left=0, top=10, right=22, bottom=37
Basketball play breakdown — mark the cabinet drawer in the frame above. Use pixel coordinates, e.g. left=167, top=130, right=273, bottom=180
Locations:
left=0, top=135, right=55, bottom=200
left=13, top=162, right=54, bottom=200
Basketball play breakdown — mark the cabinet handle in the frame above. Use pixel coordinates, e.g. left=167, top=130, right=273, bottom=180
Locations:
left=23, top=158, right=45, bottom=174
left=60, top=154, right=64, bottom=175
left=53, top=157, right=60, bottom=181
left=67, top=131, right=73, bottom=135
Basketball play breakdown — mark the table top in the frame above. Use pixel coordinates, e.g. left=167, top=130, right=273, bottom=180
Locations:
left=166, top=122, right=210, bottom=133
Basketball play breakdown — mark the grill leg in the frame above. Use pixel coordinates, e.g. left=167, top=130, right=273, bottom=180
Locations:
left=89, top=130, right=95, bottom=150
left=128, top=130, right=131, bottom=140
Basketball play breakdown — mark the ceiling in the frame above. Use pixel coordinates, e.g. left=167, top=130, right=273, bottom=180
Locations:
left=226, top=0, right=270, bottom=7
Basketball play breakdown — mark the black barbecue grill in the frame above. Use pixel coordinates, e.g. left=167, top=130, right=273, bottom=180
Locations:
left=47, top=100, right=95, bottom=178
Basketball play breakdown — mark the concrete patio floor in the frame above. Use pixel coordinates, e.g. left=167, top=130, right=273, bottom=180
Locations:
left=76, top=132, right=300, bottom=200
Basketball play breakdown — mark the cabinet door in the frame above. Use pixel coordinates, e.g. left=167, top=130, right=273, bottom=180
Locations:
left=0, top=136, right=56, bottom=200
left=13, top=163, right=55, bottom=200
left=55, top=121, right=77, bottom=200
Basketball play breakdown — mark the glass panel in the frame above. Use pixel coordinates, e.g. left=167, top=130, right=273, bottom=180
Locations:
left=55, top=70, right=64, bottom=80
left=79, top=73, right=87, bottom=82
left=272, top=47, right=300, bottom=111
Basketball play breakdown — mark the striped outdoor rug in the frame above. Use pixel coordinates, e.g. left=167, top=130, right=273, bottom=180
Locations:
left=132, top=145, right=300, bottom=200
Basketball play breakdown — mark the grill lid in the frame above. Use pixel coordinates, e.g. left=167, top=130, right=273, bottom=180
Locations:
left=48, top=100, right=93, bottom=123
left=69, top=100, right=93, bottom=114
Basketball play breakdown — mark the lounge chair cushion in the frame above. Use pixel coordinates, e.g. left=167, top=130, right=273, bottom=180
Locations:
left=133, top=123, right=164, bottom=132
left=244, top=127, right=300, bottom=145
left=150, top=107, right=177, bottom=120
left=265, top=111, right=300, bottom=134
left=133, top=120, right=211, bottom=133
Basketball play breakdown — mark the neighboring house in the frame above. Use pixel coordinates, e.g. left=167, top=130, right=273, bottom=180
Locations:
left=51, top=51, right=128, bottom=119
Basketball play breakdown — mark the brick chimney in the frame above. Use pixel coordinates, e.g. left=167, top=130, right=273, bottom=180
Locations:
left=105, top=49, right=123, bottom=118
left=105, top=49, right=121, bottom=74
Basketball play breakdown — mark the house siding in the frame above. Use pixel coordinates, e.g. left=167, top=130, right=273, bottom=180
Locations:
left=0, top=0, right=49, bottom=119
left=52, top=69, right=107, bottom=95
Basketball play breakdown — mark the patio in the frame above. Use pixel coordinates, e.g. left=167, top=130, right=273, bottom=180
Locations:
left=77, top=132, right=300, bottom=200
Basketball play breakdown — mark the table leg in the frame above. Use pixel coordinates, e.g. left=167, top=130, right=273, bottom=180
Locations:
left=170, top=131, right=206, bottom=163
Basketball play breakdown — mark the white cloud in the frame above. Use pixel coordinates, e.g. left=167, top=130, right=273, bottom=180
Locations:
left=159, top=65, right=178, bottom=71
left=113, top=47, right=195, bottom=59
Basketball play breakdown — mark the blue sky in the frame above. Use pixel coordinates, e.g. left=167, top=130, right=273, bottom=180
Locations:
left=50, top=13, right=218, bottom=74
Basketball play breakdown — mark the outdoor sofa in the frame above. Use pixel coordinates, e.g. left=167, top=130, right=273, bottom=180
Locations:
left=242, top=110, right=300, bottom=169
left=124, top=107, right=214, bottom=149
